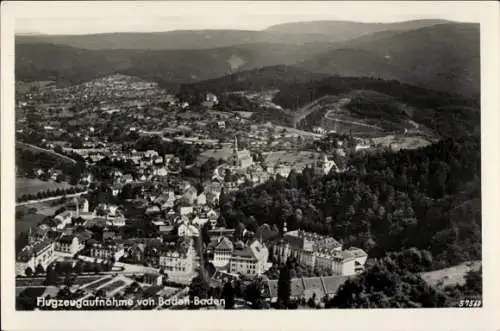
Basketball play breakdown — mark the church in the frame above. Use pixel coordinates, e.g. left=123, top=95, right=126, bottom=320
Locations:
left=231, top=136, right=253, bottom=169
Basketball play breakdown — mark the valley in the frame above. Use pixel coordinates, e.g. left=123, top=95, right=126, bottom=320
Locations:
left=12, top=16, right=482, bottom=311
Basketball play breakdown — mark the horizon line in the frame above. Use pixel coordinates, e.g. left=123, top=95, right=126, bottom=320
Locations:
left=14, top=18, right=475, bottom=37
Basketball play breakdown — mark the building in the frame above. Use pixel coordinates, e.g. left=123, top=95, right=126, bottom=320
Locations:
left=144, top=272, right=164, bottom=286
left=273, top=163, right=291, bottom=178
left=272, top=229, right=367, bottom=276
left=265, top=275, right=348, bottom=303
left=249, top=239, right=270, bottom=271
left=158, top=239, right=195, bottom=277
left=89, top=240, right=124, bottom=261
left=54, top=210, right=73, bottom=229
left=54, top=235, right=83, bottom=256
left=177, top=222, right=200, bottom=238
left=196, top=192, right=207, bottom=206
left=228, top=239, right=270, bottom=276
left=179, top=206, right=193, bottom=216
left=16, top=239, right=55, bottom=276
left=229, top=247, right=259, bottom=276
left=231, top=137, right=253, bottom=169
left=315, top=154, right=338, bottom=176
left=212, top=237, right=233, bottom=268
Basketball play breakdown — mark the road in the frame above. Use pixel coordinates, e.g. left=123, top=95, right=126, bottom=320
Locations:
left=293, top=95, right=338, bottom=126
left=16, top=191, right=88, bottom=206
left=323, top=98, right=384, bottom=130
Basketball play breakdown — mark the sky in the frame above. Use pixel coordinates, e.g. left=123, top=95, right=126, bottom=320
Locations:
left=10, top=1, right=483, bottom=35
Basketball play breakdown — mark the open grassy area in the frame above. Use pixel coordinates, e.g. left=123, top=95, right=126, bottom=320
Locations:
left=372, top=135, right=434, bottom=151
left=263, top=151, right=322, bottom=172
left=16, top=178, right=73, bottom=197
left=420, top=261, right=481, bottom=288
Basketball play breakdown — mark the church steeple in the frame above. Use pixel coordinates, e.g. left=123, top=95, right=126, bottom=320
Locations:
left=233, top=136, right=238, bottom=152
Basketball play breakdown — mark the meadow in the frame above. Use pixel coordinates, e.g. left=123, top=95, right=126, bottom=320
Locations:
left=16, top=178, right=72, bottom=197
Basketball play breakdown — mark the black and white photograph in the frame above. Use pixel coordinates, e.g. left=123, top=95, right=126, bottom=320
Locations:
left=1, top=1, right=499, bottom=330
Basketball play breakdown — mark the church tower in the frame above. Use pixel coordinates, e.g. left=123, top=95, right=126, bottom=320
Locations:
left=74, top=197, right=80, bottom=218
left=232, top=136, right=239, bottom=167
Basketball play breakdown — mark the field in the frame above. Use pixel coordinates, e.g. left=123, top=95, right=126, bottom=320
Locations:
left=16, top=200, right=69, bottom=233
left=16, top=213, right=47, bottom=235
left=372, top=135, right=434, bottom=151
left=16, top=178, right=73, bottom=197
left=197, top=147, right=233, bottom=165
left=17, top=200, right=71, bottom=216
left=263, top=151, right=323, bottom=172
left=420, top=261, right=481, bottom=288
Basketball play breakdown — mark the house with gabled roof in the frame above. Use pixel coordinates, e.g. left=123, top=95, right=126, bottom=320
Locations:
left=212, top=237, right=233, bottom=268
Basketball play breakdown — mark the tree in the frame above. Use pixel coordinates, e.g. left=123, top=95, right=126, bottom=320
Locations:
left=463, top=268, right=482, bottom=295
left=188, top=275, right=210, bottom=309
left=277, top=263, right=292, bottom=308
left=245, top=277, right=266, bottom=309
left=93, top=263, right=102, bottom=274
left=327, top=258, right=448, bottom=308
left=44, top=267, right=59, bottom=286
left=74, top=261, right=83, bottom=275
left=35, top=263, right=45, bottom=275
left=201, top=221, right=211, bottom=247
left=25, top=267, right=34, bottom=277
left=222, top=281, right=235, bottom=309
left=64, top=273, right=75, bottom=287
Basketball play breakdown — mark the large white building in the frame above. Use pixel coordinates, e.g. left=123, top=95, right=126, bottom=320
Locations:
left=54, top=235, right=84, bottom=256
left=212, top=237, right=233, bottom=268
left=209, top=235, right=271, bottom=276
left=16, top=238, right=55, bottom=276
left=272, top=229, right=367, bottom=276
left=89, top=240, right=124, bottom=261
left=157, top=239, right=196, bottom=277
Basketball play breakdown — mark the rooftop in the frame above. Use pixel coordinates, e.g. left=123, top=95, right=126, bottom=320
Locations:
left=231, top=247, right=257, bottom=261
left=17, top=238, right=54, bottom=262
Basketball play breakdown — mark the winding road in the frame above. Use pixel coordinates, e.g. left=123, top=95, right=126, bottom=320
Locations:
left=323, top=98, right=384, bottom=131
left=293, top=96, right=384, bottom=132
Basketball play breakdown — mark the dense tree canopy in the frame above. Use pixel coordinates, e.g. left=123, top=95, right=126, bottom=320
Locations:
left=220, top=136, right=481, bottom=269
left=326, top=257, right=448, bottom=308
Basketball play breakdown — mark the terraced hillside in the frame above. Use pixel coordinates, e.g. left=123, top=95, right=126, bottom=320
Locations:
left=295, top=90, right=436, bottom=138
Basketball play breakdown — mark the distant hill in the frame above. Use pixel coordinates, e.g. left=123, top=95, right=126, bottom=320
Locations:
left=15, top=42, right=332, bottom=89
left=298, top=23, right=480, bottom=96
left=273, top=76, right=480, bottom=138
left=15, top=30, right=337, bottom=51
left=16, top=19, right=449, bottom=50
left=265, top=19, right=450, bottom=39
left=179, top=65, right=328, bottom=95
left=183, top=68, right=479, bottom=137
left=15, top=21, right=479, bottom=96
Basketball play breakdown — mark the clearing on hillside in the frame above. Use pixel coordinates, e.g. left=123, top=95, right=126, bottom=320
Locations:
left=294, top=90, right=435, bottom=138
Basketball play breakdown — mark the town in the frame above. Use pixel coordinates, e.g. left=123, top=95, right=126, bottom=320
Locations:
left=15, top=74, right=375, bottom=310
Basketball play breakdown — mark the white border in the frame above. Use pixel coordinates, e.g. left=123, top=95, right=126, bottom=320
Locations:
left=2, top=2, right=499, bottom=331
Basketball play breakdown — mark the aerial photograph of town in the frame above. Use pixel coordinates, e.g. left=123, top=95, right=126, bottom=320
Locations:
left=11, top=1, right=483, bottom=312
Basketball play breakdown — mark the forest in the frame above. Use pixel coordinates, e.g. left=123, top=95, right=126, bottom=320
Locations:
left=273, top=76, right=480, bottom=138
left=219, top=135, right=481, bottom=270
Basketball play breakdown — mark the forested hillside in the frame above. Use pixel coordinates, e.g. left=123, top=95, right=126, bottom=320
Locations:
left=273, top=76, right=480, bottom=138
left=220, top=136, right=481, bottom=270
